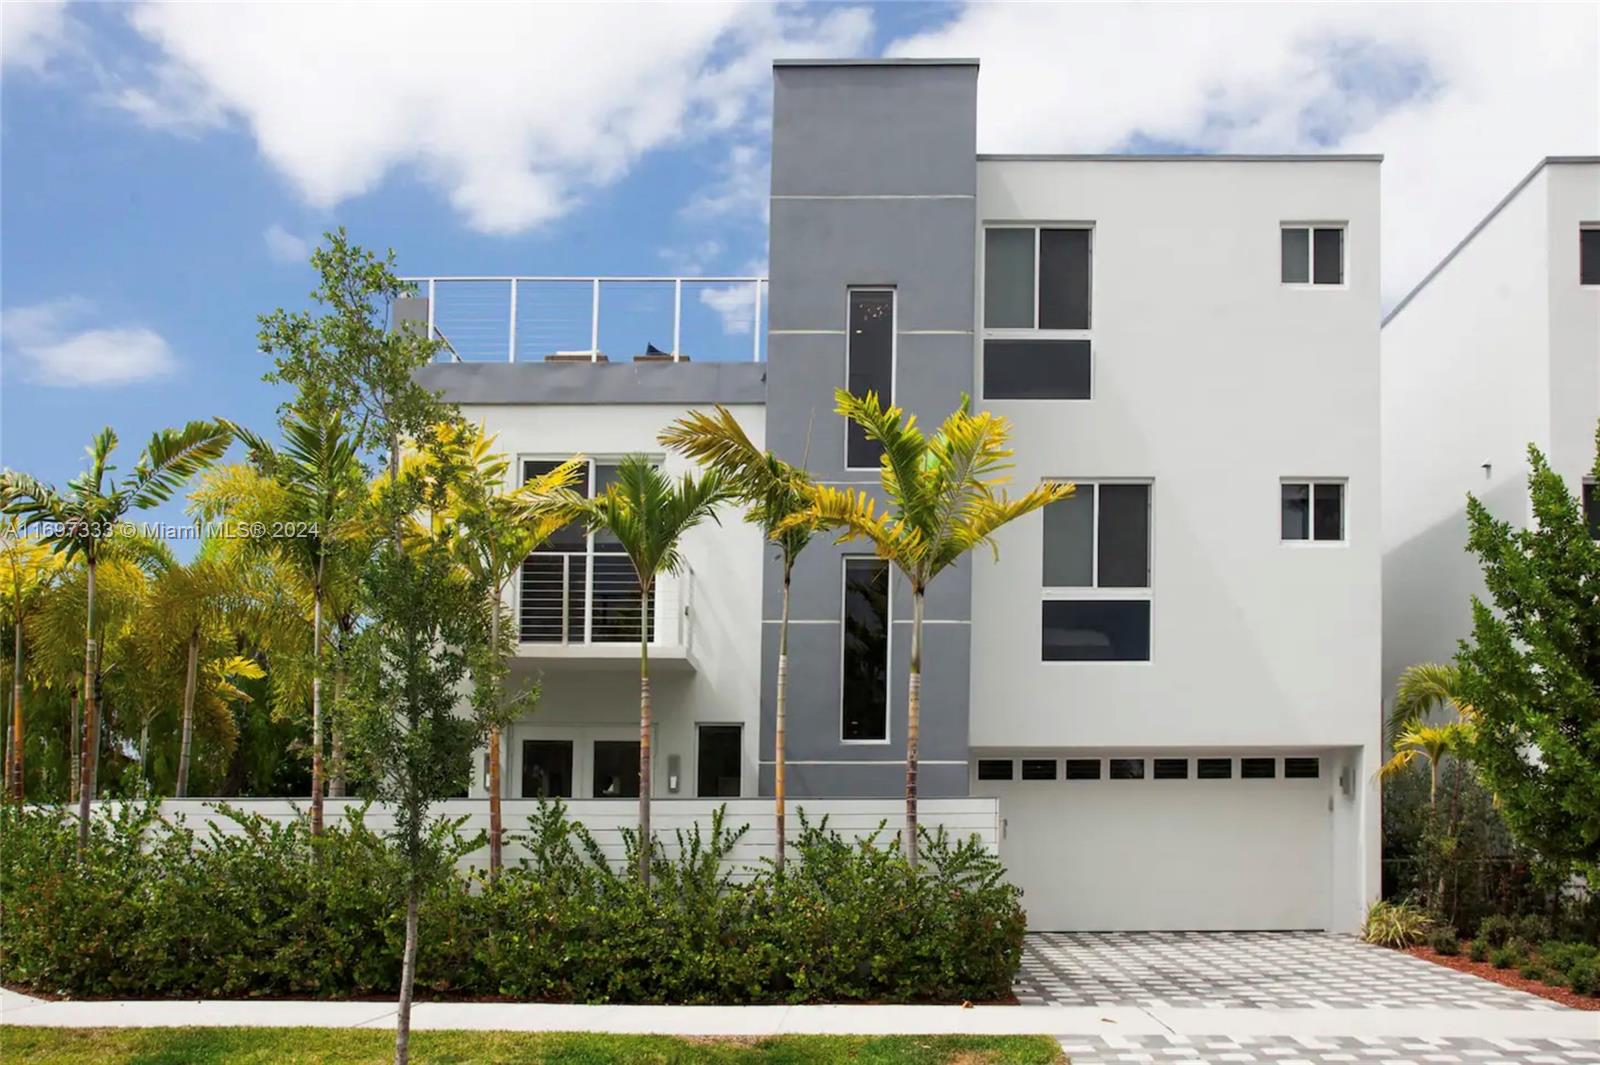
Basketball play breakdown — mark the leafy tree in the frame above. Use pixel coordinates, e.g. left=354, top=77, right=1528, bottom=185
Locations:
left=340, top=429, right=496, bottom=1065
left=2, top=422, right=230, bottom=850
left=797, top=391, right=1071, bottom=867
left=1457, top=429, right=1600, bottom=881
left=0, top=517, right=62, bottom=801
left=660, top=406, right=823, bottom=871
left=527, top=455, right=731, bottom=887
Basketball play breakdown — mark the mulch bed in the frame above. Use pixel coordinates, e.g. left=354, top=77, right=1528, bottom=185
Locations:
left=1405, top=945, right=1600, bottom=1011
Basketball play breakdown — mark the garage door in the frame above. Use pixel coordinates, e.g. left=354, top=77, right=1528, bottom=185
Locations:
left=975, top=755, right=1331, bottom=931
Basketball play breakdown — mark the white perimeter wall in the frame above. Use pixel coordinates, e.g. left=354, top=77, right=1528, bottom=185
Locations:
left=457, top=403, right=766, bottom=800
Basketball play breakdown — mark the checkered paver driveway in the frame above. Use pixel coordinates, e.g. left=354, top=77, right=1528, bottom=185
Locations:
left=1057, top=1035, right=1600, bottom=1064
left=1016, top=932, right=1564, bottom=1010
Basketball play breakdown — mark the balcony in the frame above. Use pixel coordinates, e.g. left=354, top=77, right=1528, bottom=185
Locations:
left=397, top=276, right=768, bottom=364
left=512, top=549, right=694, bottom=671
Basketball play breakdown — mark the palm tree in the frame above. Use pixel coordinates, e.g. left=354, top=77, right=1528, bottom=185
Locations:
left=659, top=406, right=823, bottom=872
left=0, top=516, right=62, bottom=801
left=432, top=424, right=581, bottom=877
left=525, top=455, right=731, bottom=887
left=1380, top=720, right=1472, bottom=810
left=795, top=390, right=1073, bottom=867
left=225, top=404, right=363, bottom=836
left=1389, top=661, right=1474, bottom=739
left=2, top=422, right=231, bottom=851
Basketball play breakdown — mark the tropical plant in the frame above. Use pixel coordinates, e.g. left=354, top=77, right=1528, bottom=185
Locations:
left=1389, top=661, right=1474, bottom=741
left=1360, top=898, right=1433, bottom=948
left=1457, top=427, right=1600, bottom=881
left=0, top=517, right=62, bottom=801
left=792, top=390, right=1072, bottom=866
left=1, top=422, right=231, bottom=851
left=524, top=455, right=732, bottom=888
left=1379, top=721, right=1473, bottom=810
left=225, top=402, right=365, bottom=835
left=659, top=406, right=823, bottom=871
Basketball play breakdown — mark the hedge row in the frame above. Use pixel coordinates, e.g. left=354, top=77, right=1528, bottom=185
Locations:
left=0, top=801, right=1025, bottom=1004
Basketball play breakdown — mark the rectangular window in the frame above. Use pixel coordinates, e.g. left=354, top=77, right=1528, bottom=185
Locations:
left=1581, top=226, right=1600, bottom=285
left=977, top=759, right=1014, bottom=781
left=842, top=558, right=889, bottom=742
left=1282, top=481, right=1345, bottom=542
left=1197, top=758, right=1232, bottom=780
left=1042, top=481, right=1152, bottom=661
left=846, top=289, right=894, bottom=468
left=983, top=225, right=1093, bottom=400
left=1109, top=758, right=1145, bottom=780
left=521, top=740, right=574, bottom=798
left=1284, top=757, right=1321, bottom=779
left=1282, top=224, right=1345, bottom=285
left=1021, top=759, right=1058, bottom=781
left=1241, top=757, right=1276, bottom=780
left=1583, top=479, right=1598, bottom=540
left=1065, top=758, right=1102, bottom=780
left=1153, top=758, right=1188, bottom=780
left=593, top=740, right=641, bottom=798
left=696, top=725, right=742, bottom=798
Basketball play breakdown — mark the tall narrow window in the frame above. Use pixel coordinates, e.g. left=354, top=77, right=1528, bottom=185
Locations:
left=1282, top=224, right=1345, bottom=285
left=1041, top=481, right=1152, bottom=661
left=1584, top=479, right=1599, bottom=540
left=846, top=289, right=894, bottom=468
left=1282, top=480, right=1345, bottom=542
left=1581, top=227, right=1600, bottom=285
left=842, top=557, right=889, bottom=741
left=983, top=225, right=1093, bottom=400
left=696, top=725, right=742, bottom=798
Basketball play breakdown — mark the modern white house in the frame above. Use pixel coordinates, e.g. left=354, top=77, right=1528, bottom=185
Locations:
left=1381, top=157, right=1600, bottom=705
left=411, top=58, right=1384, bottom=933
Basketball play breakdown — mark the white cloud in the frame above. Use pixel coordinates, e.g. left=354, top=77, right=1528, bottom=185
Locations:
left=888, top=3, right=1600, bottom=305
left=1, top=0, right=70, bottom=72
left=681, top=143, right=770, bottom=224
left=1, top=298, right=177, bottom=387
left=112, top=3, right=873, bottom=235
left=262, top=224, right=310, bottom=265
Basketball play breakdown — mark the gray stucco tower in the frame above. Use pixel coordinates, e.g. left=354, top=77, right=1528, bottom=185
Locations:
left=758, top=59, right=979, bottom=798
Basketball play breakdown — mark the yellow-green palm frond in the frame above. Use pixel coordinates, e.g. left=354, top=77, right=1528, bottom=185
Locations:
left=799, top=485, right=926, bottom=569
left=834, top=389, right=933, bottom=522
left=1391, top=662, right=1475, bottom=742
left=1377, top=746, right=1420, bottom=782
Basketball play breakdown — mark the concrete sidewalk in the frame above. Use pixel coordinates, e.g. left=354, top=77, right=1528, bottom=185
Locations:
left=4, top=988, right=1596, bottom=1040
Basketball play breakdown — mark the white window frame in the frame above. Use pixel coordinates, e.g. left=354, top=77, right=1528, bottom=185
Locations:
left=1280, top=222, right=1348, bottom=289
left=1040, top=479, right=1154, bottom=664
left=1280, top=477, right=1348, bottom=546
left=844, top=286, right=897, bottom=472
left=839, top=554, right=892, bottom=745
left=1581, top=225, right=1600, bottom=286
left=981, top=222, right=1095, bottom=401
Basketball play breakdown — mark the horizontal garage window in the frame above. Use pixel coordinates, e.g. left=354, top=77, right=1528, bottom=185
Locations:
left=1285, top=757, right=1321, bottom=779
left=1153, top=758, right=1188, bottom=780
left=1109, top=758, right=1145, bottom=780
left=977, top=759, right=1013, bottom=781
left=1197, top=758, right=1233, bottom=779
left=1241, top=757, right=1277, bottom=779
left=1021, top=759, right=1058, bottom=781
left=1066, top=758, right=1101, bottom=780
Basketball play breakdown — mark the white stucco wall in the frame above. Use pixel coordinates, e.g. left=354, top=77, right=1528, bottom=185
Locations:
left=456, top=403, right=766, bottom=800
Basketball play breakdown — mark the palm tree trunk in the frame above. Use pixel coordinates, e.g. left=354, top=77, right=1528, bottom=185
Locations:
left=68, top=685, right=79, bottom=803
left=1428, top=758, right=1439, bottom=811
left=77, top=558, right=97, bottom=856
left=394, top=882, right=419, bottom=1065
left=175, top=630, right=200, bottom=798
left=10, top=617, right=24, bottom=802
left=638, top=581, right=652, bottom=889
left=138, top=718, right=149, bottom=797
left=311, top=585, right=324, bottom=837
left=774, top=566, right=791, bottom=873
left=905, top=586, right=923, bottom=869
left=487, top=587, right=503, bottom=878
left=330, top=656, right=347, bottom=798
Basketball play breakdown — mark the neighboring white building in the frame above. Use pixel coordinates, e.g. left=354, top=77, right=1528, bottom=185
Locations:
left=412, top=59, right=1385, bottom=933
left=1381, top=157, right=1600, bottom=704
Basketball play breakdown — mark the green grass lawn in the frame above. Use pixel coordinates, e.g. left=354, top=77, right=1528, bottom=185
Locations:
left=0, top=1027, right=1065, bottom=1064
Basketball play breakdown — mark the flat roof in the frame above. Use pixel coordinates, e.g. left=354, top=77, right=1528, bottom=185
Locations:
left=774, top=57, right=978, bottom=68
left=1383, top=156, right=1600, bottom=326
left=979, top=153, right=1383, bottom=163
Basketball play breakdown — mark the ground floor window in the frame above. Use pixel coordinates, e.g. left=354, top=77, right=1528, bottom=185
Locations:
left=697, top=724, right=742, bottom=797
left=593, top=740, right=641, bottom=798
left=522, top=739, right=574, bottom=798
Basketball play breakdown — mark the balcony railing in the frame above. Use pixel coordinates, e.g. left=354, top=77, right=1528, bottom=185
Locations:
left=397, top=276, right=767, bottom=364
left=516, top=550, right=690, bottom=650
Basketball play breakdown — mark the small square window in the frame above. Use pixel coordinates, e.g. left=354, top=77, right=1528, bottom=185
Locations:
left=1282, top=225, right=1345, bottom=285
left=1241, top=757, right=1276, bottom=779
left=1109, top=758, right=1145, bottom=780
left=1197, top=758, right=1232, bottom=780
left=1021, top=759, right=1058, bottom=781
left=1285, top=757, right=1321, bottom=779
left=1283, top=481, right=1344, bottom=542
left=593, top=740, right=641, bottom=798
left=1065, top=758, right=1102, bottom=780
left=977, top=759, right=1014, bottom=781
left=1581, top=227, right=1600, bottom=285
left=1153, top=758, right=1188, bottom=780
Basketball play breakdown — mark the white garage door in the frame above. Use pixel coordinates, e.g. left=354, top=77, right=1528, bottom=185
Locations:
left=976, top=755, right=1332, bottom=931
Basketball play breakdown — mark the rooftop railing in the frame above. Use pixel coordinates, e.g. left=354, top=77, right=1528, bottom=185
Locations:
left=398, top=276, right=768, bottom=364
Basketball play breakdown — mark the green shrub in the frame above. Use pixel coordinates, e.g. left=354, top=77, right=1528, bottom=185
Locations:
left=1478, top=914, right=1516, bottom=948
left=1568, top=960, right=1599, bottom=996
left=1517, top=962, right=1548, bottom=982
left=1513, top=914, right=1552, bottom=944
left=1360, top=899, right=1432, bottom=949
left=0, top=801, right=1024, bottom=1004
left=1489, top=946, right=1519, bottom=970
left=1427, top=927, right=1461, bottom=955
left=1468, top=937, right=1489, bottom=962
left=1539, top=940, right=1599, bottom=982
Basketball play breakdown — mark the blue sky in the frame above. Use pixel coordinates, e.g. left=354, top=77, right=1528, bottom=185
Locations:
left=2, top=2, right=1595, bottom=538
